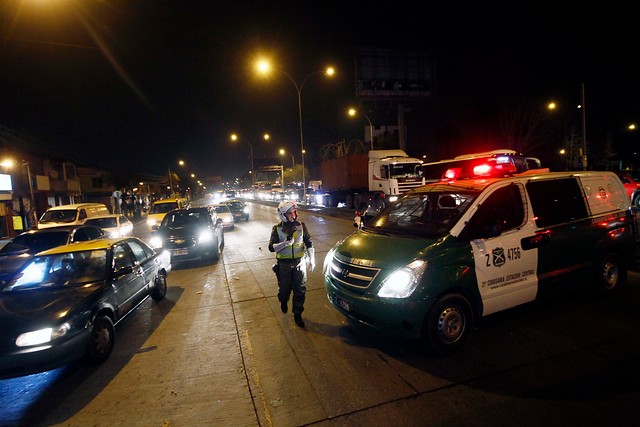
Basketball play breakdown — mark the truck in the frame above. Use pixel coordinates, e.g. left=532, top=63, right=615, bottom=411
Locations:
left=311, top=149, right=425, bottom=209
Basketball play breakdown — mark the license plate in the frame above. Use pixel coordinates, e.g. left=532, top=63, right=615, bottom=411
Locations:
left=334, top=295, right=351, bottom=312
left=171, top=249, right=188, bottom=256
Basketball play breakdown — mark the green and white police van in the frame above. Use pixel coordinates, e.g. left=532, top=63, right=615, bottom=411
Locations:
left=323, top=169, right=637, bottom=355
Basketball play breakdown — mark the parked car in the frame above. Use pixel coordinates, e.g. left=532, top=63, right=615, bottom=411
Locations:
left=208, top=203, right=235, bottom=229
left=149, top=207, right=224, bottom=263
left=0, top=225, right=106, bottom=285
left=615, top=171, right=640, bottom=209
left=0, top=237, right=171, bottom=379
left=225, top=199, right=249, bottom=222
left=85, top=214, right=134, bottom=238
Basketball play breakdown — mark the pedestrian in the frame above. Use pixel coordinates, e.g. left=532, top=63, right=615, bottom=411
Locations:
left=268, top=201, right=315, bottom=328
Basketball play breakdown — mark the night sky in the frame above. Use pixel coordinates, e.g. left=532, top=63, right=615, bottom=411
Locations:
left=1, top=1, right=638, bottom=183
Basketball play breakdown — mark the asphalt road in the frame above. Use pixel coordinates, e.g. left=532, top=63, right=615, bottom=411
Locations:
left=1, top=200, right=640, bottom=426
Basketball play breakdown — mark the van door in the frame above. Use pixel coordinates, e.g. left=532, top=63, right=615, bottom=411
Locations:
left=465, top=183, right=539, bottom=316
left=523, top=177, right=591, bottom=298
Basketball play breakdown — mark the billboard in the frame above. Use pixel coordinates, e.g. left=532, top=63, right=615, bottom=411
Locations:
left=355, top=48, right=434, bottom=99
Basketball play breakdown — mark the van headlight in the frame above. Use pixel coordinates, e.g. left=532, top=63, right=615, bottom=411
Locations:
left=323, top=247, right=336, bottom=275
left=378, top=259, right=426, bottom=298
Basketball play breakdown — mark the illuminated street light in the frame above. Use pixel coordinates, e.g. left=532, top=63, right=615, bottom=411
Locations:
left=231, top=133, right=270, bottom=183
left=279, top=148, right=295, bottom=168
left=348, top=107, right=374, bottom=150
left=256, top=58, right=335, bottom=201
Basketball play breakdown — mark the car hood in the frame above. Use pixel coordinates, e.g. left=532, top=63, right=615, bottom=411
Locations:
left=334, top=230, right=442, bottom=270
left=156, top=226, right=205, bottom=238
left=0, top=282, right=105, bottom=333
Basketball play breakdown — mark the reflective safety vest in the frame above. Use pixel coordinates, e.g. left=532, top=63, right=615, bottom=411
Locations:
left=275, top=225, right=305, bottom=260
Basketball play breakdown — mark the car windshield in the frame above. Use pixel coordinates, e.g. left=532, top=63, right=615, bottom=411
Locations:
left=3, top=249, right=109, bottom=291
left=39, top=209, right=76, bottom=224
left=362, top=187, right=479, bottom=238
left=161, top=210, right=209, bottom=228
left=0, top=231, right=69, bottom=255
left=149, top=202, right=178, bottom=214
left=86, top=217, right=117, bottom=228
left=211, top=205, right=230, bottom=213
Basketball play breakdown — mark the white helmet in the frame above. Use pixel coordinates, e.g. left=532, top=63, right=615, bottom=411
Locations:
left=277, top=201, right=298, bottom=222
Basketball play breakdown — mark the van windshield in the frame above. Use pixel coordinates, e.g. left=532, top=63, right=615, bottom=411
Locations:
left=39, top=209, right=77, bottom=224
left=363, top=188, right=479, bottom=238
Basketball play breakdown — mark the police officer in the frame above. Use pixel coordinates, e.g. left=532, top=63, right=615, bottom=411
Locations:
left=269, top=201, right=315, bottom=328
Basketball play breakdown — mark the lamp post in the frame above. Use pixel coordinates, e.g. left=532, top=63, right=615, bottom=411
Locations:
left=580, top=83, right=587, bottom=170
left=348, top=108, right=374, bottom=150
left=256, top=60, right=335, bottom=202
left=231, top=133, right=270, bottom=184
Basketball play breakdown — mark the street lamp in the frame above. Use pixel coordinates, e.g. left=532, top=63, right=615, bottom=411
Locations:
left=231, top=133, right=270, bottom=184
left=279, top=148, right=295, bottom=168
left=256, top=59, right=335, bottom=202
left=348, top=107, right=374, bottom=150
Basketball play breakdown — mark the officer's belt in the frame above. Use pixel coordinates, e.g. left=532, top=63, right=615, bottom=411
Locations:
left=278, top=258, right=303, bottom=263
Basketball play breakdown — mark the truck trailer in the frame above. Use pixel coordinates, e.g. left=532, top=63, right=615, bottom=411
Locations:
left=311, top=149, right=425, bottom=209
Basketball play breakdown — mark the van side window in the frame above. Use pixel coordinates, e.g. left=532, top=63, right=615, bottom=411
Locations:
left=469, top=184, right=524, bottom=237
left=526, top=178, right=588, bottom=227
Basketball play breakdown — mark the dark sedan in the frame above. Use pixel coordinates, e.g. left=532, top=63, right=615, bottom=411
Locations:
left=0, top=225, right=106, bottom=285
left=0, top=237, right=172, bottom=379
left=149, top=207, right=224, bottom=264
left=225, top=199, right=249, bottom=222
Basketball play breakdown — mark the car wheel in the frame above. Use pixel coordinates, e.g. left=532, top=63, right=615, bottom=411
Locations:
left=598, top=253, right=623, bottom=294
left=633, top=194, right=640, bottom=210
left=151, top=272, right=167, bottom=301
left=86, top=314, right=115, bottom=364
left=422, top=293, right=473, bottom=356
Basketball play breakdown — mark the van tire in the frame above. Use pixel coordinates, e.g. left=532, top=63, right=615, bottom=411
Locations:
left=598, top=253, right=622, bottom=294
left=423, top=294, right=473, bottom=355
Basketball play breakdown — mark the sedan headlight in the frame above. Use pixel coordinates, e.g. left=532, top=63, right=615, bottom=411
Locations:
left=377, top=259, right=426, bottom=298
left=149, top=235, right=163, bottom=249
left=147, top=218, right=157, bottom=227
left=198, top=230, right=213, bottom=243
left=16, top=323, right=70, bottom=347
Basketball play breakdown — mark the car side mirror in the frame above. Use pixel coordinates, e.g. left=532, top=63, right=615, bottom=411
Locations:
left=114, top=265, right=133, bottom=277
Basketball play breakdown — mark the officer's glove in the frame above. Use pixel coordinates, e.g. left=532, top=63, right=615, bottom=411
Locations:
left=273, top=236, right=294, bottom=252
left=307, top=247, right=316, bottom=271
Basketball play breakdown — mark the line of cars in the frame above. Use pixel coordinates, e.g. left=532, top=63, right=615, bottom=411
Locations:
left=0, top=203, right=172, bottom=379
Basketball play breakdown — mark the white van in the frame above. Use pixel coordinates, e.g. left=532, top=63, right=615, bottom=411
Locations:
left=325, top=170, right=637, bottom=355
left=37, top=203, right=111, bottom=229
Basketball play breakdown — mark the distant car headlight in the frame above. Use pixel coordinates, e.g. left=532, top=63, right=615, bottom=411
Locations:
left=243, top=207, right=249, bottom=214
left=149, top=235, right=163, bottom=248
left=16, top=322, right=70, bottom=347
left=377, top=259, right=426, bottom=298
left=198, top=230, right=213, bottom=243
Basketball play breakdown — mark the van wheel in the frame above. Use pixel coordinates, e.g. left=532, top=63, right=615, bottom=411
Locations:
left=598, top=253, right=622, bottom=294
left=422, top=294, right=473, bottom=355
left=86, top=314, right=115, bottom=364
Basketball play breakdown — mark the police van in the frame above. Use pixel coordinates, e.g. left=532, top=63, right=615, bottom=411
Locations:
left=324, top=169, right=637, bottom=355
